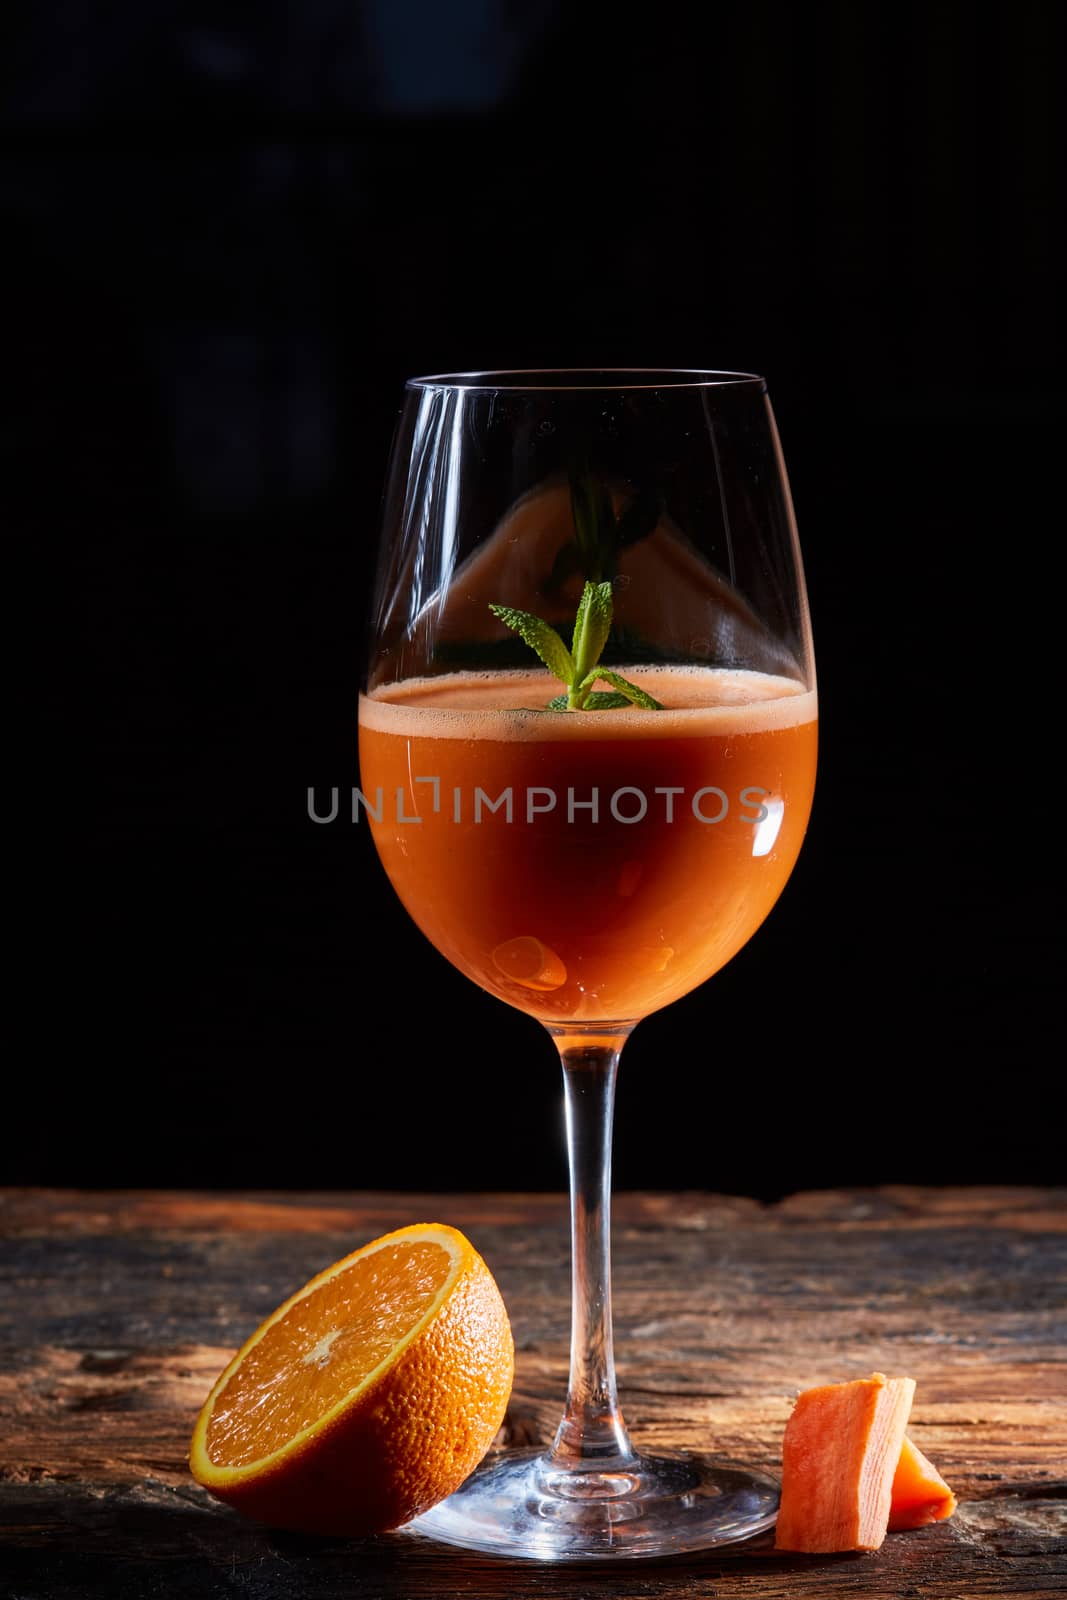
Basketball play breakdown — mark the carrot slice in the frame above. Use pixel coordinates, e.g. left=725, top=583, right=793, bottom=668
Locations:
left=774, top=1372, right=916, bottom=1552
left=888, top=1434, right=957, bottom=1530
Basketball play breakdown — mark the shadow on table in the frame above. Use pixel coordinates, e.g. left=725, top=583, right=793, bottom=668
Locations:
left=2, top=1476, right=929, bottom=1600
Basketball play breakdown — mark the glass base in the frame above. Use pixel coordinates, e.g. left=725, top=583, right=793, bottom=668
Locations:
left=408, top=1448, right=779, bottom=1561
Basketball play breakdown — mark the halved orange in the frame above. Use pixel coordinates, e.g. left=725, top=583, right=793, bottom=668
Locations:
left=189, top=1222, right=514, bottom=1536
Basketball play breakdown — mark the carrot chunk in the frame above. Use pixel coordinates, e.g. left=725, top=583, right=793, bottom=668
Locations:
left=888, top=1434, right=957, bottom=1530
left=774, top=1372, right=916, bottom=1552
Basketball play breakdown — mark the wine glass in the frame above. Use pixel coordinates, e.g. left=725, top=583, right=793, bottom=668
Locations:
left=357, top=369, right=817, bottom=1560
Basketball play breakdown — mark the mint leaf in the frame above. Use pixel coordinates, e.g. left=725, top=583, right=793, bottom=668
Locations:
left=488, top=604, right=574, bottom=685
left=581, top=690, right=635, bottom=710
left=571, top=580, right=613, bottom=684
left=490, top=579, right=662, bottom=712
left=580, top=667, right=664, bottom=710
left=545, top=688, right=649, bottom=711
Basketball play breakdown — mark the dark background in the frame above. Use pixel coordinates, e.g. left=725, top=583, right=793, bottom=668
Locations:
left=6, top=2, right=1062, bottom=1197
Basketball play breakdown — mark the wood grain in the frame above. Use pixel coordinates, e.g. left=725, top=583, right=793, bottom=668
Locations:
left=1, top=1186, right=1065, bottom=1597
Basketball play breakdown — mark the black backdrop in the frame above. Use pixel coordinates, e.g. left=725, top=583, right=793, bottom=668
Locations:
left=7, top=2, right=1062, bottom=1196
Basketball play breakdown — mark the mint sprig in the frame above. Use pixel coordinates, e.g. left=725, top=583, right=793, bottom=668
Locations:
left=489, top=581, right=663, bottom=711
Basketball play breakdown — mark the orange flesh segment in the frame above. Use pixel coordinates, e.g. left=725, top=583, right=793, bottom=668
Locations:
left=205, top=1240, right=452, bottom=1468
left=889, top=1434, right=958, bottom=1530
left=774, top=1372, right=916, bottom=1552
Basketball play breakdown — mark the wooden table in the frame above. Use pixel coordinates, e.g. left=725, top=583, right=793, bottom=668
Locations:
left=2, top=1187, right=1065, bottom=1597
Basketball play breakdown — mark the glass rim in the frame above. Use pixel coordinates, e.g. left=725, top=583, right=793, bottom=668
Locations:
left=404, top=367, right=767, bottom=393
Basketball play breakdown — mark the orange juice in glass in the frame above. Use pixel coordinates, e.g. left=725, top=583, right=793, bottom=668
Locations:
left=357, top=370, right=816, bottom=1560
left=359, top=665, right=816, bottom=1025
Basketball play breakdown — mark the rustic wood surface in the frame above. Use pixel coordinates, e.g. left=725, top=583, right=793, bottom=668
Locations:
left=1, top=1186, right=1065, bottom=1598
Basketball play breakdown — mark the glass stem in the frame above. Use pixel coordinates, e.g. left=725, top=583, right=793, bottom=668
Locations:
left=546, top=1034, right=637, bottom=1472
